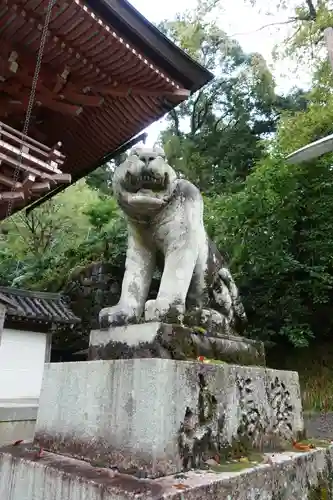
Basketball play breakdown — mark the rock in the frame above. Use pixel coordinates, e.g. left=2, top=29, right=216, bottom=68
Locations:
left=33, top=359, right=303, bottom=478
left=88, top=322, right=265, bottom=366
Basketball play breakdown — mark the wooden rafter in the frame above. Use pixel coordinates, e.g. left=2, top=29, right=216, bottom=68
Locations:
left=0, top=127, right=64, bottom=166
left=0, top=119, right=70, bottom=208
left=0, top=35, right=189, bottom=120
left=0, top=122, right=65, bottom=159
left=89, top=84, right=190, bottom=99
left=0, top=0, right=198, bottom=221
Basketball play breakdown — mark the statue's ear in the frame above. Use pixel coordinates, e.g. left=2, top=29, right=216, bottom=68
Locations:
left=129, top=146, right=140, bottom=157
left=153, top=144, right=165, bottom=158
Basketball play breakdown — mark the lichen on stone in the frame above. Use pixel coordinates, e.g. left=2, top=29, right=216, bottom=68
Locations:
left=308, top=474, right=330, bottom=500
left=178, top=372, right=220, bottom=470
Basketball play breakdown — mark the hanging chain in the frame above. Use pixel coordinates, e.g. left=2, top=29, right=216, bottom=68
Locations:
left=4, top=0, right=56, bottom=221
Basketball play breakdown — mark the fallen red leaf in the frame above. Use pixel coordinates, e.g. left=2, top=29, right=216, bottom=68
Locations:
left=12, top=440, right=23, bottom=446
left=197, top=356, right=205, bottom=362
left=173, top=483, right=187, bottom=490
left=292, top=440, right=312, bottom=452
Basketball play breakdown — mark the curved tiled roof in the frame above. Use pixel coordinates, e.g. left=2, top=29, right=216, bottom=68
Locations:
left=0, top=286, right=80, bottom=326
left=0, top=0, right=212, bottom=216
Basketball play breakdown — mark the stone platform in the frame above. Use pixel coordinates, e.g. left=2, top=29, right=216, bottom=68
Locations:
left=33, top=359, right=303, bottom=478
left=1, top=443, right=333, bottom=499
left=89, top=322, right=265, bottom=366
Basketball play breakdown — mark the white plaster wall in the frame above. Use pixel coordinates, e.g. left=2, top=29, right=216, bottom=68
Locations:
left=0, top=304, right=6, bottom=332
left=0, top=329, right=46, bottom=400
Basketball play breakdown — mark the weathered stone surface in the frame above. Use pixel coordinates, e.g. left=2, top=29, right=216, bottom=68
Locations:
left=99, top=146, right=246, bottom=332
left=1, top=443, right=333, bottom=499
left=89, top=322, right=265, bottom=366
left=34, top=359, right=303, bottom=477
left=0, top=444, right=164, bottom=499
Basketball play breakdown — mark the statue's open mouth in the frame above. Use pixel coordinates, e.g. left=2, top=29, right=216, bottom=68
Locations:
left=123, top=171, right=169, bottom=193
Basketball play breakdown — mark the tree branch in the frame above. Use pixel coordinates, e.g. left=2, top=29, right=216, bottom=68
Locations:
left=196, top=100, right=210, bottom=132
left=213, top=110, right=231, bottom=132
left=169, top=108, right=181, bottom=137
left=305, top=0, right=317, bottom=20
left=230, top=19, right=302, bottom=38
left=229, top=13, right=317, bottom=39
left=191, top=90, right=204, bottom=135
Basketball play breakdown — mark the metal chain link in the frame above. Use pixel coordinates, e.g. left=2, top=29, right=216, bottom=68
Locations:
left=5, top=0, right=56, bottom=221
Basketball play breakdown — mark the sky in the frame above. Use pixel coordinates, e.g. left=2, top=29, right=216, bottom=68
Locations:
left=129, top=0, right=313, bottom=146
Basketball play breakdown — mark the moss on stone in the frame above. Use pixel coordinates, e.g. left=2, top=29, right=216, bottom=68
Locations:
left=302, top=438, right=332, bottom=449
left=308, top=478, right=329, bottom=500
left=209, top=452, right=264, bottom=473
left=192, top=326, right=207, bottom=335
left=307, top=461, right=333, bottom=500
left=218, top=435, right=255, bottom=464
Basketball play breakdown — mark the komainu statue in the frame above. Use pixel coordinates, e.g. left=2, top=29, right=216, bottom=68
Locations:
left=99, top=146, right=246, bottom=334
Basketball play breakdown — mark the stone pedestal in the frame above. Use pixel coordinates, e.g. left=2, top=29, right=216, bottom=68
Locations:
left=2, top=444, right=333, bottom=500
left=0, top=322, right=318, bottom=500
left=33, top=359, right=303, bottom=478
left=89, top=322, right=266, bottom=366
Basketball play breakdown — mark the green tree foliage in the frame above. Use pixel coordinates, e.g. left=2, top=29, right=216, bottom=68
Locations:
left=206, top=152, right=333, bottom=347
left=158, top=2, right=306, bottom=194
left=1, top=0, right=333, bottom=355
left=85, top=153, right=128, bottom=195
left=203, top=0, right=333, bottom=348
left=0, top=181, right=126, bottom=291
left=247, top=0, right=333, bottom=74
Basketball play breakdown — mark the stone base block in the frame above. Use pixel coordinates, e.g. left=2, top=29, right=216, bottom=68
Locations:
left=89, top=322, right=265, bottom=366
left=1, top=444, right=333, bottom=499
left=34, top=359, right=303, bottom=478
left=0, top=399, right=38, bottom=446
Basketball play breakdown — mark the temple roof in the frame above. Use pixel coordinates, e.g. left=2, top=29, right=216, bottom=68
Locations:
left=0, top=286, right=80, bottom=327
left=0, top=0, right=213, bottom=217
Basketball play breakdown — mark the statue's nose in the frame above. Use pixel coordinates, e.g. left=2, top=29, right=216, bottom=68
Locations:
left=139, top=155, right=155, bottom=165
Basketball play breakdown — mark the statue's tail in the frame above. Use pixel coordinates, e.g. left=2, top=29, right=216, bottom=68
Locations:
left=218, top=267, right=247, bottom=332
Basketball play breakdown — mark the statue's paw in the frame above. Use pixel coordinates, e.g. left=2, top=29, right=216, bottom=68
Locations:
left=99, top=304, right=136, bottom=329
left=144, top=299, right=184, bottom=323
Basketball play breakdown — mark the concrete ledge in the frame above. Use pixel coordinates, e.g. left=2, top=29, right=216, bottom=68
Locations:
left=1, top=444, right=333, bottom=499
left=0, top=399, right=39, bottom=446
left=0, top=421, right=36, bottom=446
left=0, top=401, right=38, bottom=422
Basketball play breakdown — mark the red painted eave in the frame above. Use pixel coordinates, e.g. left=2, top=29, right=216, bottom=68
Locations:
left=0, top=0, right=212, bottom=216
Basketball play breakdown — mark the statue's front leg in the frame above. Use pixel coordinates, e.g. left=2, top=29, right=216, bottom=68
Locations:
left=100, top=229, right=155, bottom=328
left=145, top=238, right=199, bottom=322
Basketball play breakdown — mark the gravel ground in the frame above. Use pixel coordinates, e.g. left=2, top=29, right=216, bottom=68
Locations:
left=304, top=412, right=333, bottom=440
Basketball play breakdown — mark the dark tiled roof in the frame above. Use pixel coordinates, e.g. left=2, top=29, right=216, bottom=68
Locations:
left=0, top=292, right=18, bottom=309
left=0, top=287, right=80, bottom=326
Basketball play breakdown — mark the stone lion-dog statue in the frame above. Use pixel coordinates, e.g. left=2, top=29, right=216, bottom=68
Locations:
left=99, top=145, right=246, bottom=334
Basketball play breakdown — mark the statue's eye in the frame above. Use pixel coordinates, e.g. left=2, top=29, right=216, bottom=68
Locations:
left=148, top=156, right=155, bottom=162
